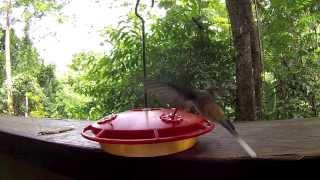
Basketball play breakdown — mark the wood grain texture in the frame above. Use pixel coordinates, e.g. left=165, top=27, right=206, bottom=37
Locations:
left=1, top=116, right=320, bottom=179
left=1, top=116, right=320, bottom=159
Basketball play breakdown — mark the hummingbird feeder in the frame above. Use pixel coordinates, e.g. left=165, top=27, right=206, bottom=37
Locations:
left=82, top=108, right=214, bottom=157
left=81, top=0, right=215, bottom=157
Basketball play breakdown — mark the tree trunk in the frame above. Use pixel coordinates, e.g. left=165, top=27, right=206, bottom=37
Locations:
left=5, top=0, right=14, bottom=115
left=249, top=1, right=263, bottom=120
left=226, top=0, right=258, bottom=121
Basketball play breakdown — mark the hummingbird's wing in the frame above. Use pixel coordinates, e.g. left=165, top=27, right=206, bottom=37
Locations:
left=143, top=80, right=197, bottom=110
left=144, top=80, right=257, bottom=158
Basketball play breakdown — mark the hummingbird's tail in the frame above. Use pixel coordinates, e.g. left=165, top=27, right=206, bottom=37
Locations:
left=235, top=136, right=257, bottom=158
left=219, top=120, right=257, bottom=158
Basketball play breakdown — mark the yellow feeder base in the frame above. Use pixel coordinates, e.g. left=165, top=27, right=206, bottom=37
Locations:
left=100, top=138, right=197, bottom=157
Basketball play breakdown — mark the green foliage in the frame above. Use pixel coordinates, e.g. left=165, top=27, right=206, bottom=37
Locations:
left=1, top=0, right=320, bottom=121
left=0, top=0, right=67, bottom=116
left=147, top=0, right=234, bottom=110
left=10, top=32, right=41, bottom=76
left=12, top=74, right=45, bottom=116
left=261, top=0, right=320, bottom=119
left=64, top=0, right=320, bottom=120
left=15, top=0, right=67, bottom=23
left=64, top=0, right=235, bottom=120
left=49, top=83, right=92, bottom=120
left=66, top=51, right=142, bottom=120
left=36, top=64, right=61, bottom=117
left=0, top=29, right=60, bottom=117
left=0, top=87, right=7, bottom=113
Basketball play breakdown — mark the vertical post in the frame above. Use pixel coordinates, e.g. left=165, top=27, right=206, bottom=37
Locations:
left=5, top=0, right=14, bottom=115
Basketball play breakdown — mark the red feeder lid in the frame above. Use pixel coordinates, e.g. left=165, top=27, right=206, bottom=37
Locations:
left=82, top=108, right=214, bottom=144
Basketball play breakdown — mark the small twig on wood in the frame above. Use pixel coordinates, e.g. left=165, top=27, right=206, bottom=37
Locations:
left=38, top=127, right=74, bottom=136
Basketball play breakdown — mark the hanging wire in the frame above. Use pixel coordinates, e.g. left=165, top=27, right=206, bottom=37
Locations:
left=135, top=0, right=154, bottom=108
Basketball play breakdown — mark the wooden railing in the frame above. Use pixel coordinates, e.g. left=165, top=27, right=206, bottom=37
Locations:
left=0, top=116, right=320, bottom=179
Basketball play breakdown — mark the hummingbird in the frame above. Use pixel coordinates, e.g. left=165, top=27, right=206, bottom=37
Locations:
left=144, top=79, right=257, bottom=158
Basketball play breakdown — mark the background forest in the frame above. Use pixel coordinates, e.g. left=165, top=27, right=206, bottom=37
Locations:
left=0, top=0, right=319, bottom=121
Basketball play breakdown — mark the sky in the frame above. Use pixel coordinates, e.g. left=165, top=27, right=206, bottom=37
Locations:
left=29, top=0, right=130, bottom=74
left=0, top=0, right=164, bottom=75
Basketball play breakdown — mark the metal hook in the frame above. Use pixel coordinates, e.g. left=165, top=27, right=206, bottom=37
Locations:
left=135, top=0, right=154, bottom=19
left=135, top=0, right=154, bottom=108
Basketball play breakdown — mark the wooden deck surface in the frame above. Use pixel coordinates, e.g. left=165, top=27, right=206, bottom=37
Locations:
left=1, top=116, right=320, bottom=179
left=1, top=116, right=320, bottom=160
